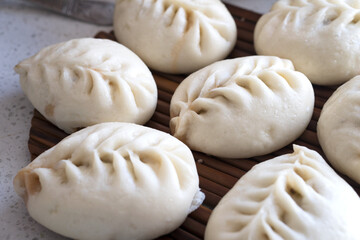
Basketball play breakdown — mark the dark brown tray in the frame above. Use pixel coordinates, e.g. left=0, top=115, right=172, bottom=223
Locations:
left=28, top=4, right=360, bottom=240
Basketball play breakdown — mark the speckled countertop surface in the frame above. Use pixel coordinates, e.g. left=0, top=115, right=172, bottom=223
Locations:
left=0, top=1, right=275, bottom=239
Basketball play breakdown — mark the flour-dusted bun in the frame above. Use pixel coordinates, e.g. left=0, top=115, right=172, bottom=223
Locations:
left=170, top=56, right=314, bottom=158
left=113, top=0, right=237, bottom=74
left=254, top=0, right=360, bottom=85
left=13, top=122, right=203, bottom=240
left=14, top=38, right=157, bottom=133
left=205, top=145, right=360, bottom=240
left=318, top=76, right=360, bottom=184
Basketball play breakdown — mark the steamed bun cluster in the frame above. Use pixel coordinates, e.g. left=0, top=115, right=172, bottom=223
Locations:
left=14, top=0, right=360, bottom=239
left=205, top=145, right=360, bottom=240
left=170, top=56, right=314, bottom=158
left=113, top=0, right=237, bottom=74
left=255, top=0, right=360, bottom=85
left=14, top=123, right=203, bottom=240
left=15, top=38, right=158, bottom=133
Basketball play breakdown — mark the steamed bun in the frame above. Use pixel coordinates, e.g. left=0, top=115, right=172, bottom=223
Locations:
left=113, top=0, right=237, bottom=74
left=254, top=0, right=360, bottom=85
left=14, top=38, right=158, bottom=133
left=318, top=75, right=360, bottom=184
left=205, top=145, right=360, bottom=240
left=13, top=122, right=203, bottom=240
left=170, top=56, right=314, bottom=158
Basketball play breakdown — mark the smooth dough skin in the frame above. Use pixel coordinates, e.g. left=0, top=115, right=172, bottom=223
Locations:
left=318, top=76, right=360, bottom=184
left=170, top=56, right=314, bottom=158
left=13, top=122, right=202, bottom=240
left=14, top=38, right=158, bottom=134
left=113, top=0, right=237, bottom=74
left=254, top=0, right=360, bottom=85
left=205, top=145, right=360, bottom=240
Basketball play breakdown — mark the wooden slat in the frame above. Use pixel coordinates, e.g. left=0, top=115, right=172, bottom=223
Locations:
left=201, top=189, right=223, bottom=208
left=236, top=28, right=254, bottom=43
left=194, top=152, right=246, bottom=179
left=199, top=176, right=229, bottom=198
left=181, top=217, right=206, bottom=238
left=26, top=4, right=360, bottom=240
left=189, top=205, right=211, bottom=225
left=196, top=163, right=238, bottom=189
left=158, top=89, right=173, bottom=103
left=155, top=74, right=179, bottom=94
left=226, top=4, right=261, bottom=22
left=234, top=18, right=257, bottom=32
left=170, top=228, right=201, bottom=240
left=155, top=99, right=170, bottom=116
left=235, top=40, right=255, bottom=54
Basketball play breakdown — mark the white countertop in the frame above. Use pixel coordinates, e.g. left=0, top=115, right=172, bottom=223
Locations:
left=0, top=1, right=275, bottom=239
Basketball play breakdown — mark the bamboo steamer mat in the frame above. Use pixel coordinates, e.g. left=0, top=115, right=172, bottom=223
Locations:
left=28, top=3, right=360, bottom=240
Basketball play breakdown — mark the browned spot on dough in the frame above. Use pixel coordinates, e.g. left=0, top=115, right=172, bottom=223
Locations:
left=17, top=171, right=42, bottom=204
left=25, top=172, right=42, bottom=195
left=45, top=104, right=55, bottom=117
